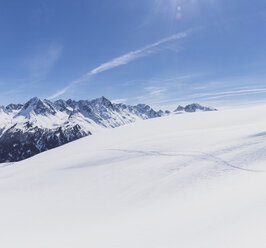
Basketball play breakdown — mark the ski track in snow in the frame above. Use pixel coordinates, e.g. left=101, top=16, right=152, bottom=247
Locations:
left=1, top=104, right=266, bottom=247
left=63, top=145, right=266, bottom=173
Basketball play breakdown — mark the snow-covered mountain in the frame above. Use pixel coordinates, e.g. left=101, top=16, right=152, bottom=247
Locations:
left=1, top=104, right=266, bottom=248
left=174, top=103, right=217, bottom=112
left=0, top=96, right=163, bottom=162
left=0, top=96, right=215, bottom=162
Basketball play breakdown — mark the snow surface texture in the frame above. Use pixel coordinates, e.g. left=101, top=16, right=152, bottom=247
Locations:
left=1, top=105, right=266, bottom=247
left=0, top=97, right=215, bottom=162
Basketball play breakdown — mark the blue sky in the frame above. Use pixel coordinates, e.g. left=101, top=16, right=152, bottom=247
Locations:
left=1, top=0, right=266, bottom=109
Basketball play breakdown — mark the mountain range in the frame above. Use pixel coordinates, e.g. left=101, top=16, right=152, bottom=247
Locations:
left=0, top=96, right=216, bottom=162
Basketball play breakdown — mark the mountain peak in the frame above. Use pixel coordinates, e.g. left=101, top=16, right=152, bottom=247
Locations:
left=0, top=96, right=218, bottom=163
left=174, top=103, right=217, bottom=113
left=185, top=103, right=217, bottom=112
left=17, top=97, right=56, bottom=117
left=97, top=96, right=111, bottom=104
left=174, top=105, right=185, bottom=112
left=89, top=96, right=113, bottom=108
left=26, top=97, right=42, bottom=105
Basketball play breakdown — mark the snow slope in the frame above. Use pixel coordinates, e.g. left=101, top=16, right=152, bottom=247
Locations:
left=0, top=96, right=164, bottom=162
left=1, top=104, right=266, bottom=247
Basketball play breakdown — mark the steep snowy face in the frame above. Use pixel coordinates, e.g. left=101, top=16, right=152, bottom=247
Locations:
left=0, top=122, right=91, bottom=163
left=174, top=103, right=217, bottom=113
left=16, top=97, right=57, bottom=118
left=0, top=106, right=12, bottom=130
left=133, top=104, right=161, bottom=119
left=91, top=96, right=113, bottom=108
left=175, top=105, right=185, bottom=112
left=5, top=103, right=23, bottom=113
left=0, top=106, right=7, bottom=116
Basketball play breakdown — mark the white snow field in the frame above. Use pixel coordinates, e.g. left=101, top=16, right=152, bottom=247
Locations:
left=1, top=104, right=266, bottom=248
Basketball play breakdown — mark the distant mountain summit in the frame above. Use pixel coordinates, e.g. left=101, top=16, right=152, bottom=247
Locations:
left=0, top=97, right=217, bottom=163
left=174, top=103, right=217, bottom=113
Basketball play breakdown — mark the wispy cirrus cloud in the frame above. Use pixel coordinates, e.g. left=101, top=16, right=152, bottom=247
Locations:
left=142, top=87, right=266, bottom=109
left=48, top=30, right=191, bottom=99
left=47, top=86, right=71, bottom=100
left=191, top=88, right=266, bottom=99
left=204, top=88, right=266, bottom=100
left=144, top=86, right=167, bottom=96
left=90, top=31, right=188, bottom=75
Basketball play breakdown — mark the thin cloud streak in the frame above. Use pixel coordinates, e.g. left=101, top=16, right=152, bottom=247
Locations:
left=48, top=30, right=191, bottom=99
left=206, top=89, right=266, bottom=100
left=191, top=88, right=266, bottom=98
left=137, top=87, right=266, bottom=107
left=144, top=86, right=167, bottom=96
left=89, top=31, right=188, bottom=75
left=47, top=86, right=71, bottom=100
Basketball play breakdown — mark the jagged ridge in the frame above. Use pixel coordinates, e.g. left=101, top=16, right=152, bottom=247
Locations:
left=174, top=103, right=217, bottom=112
left=0, top=97, right=216, bottom=163
left=0, top=97, right=162, bottom=162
